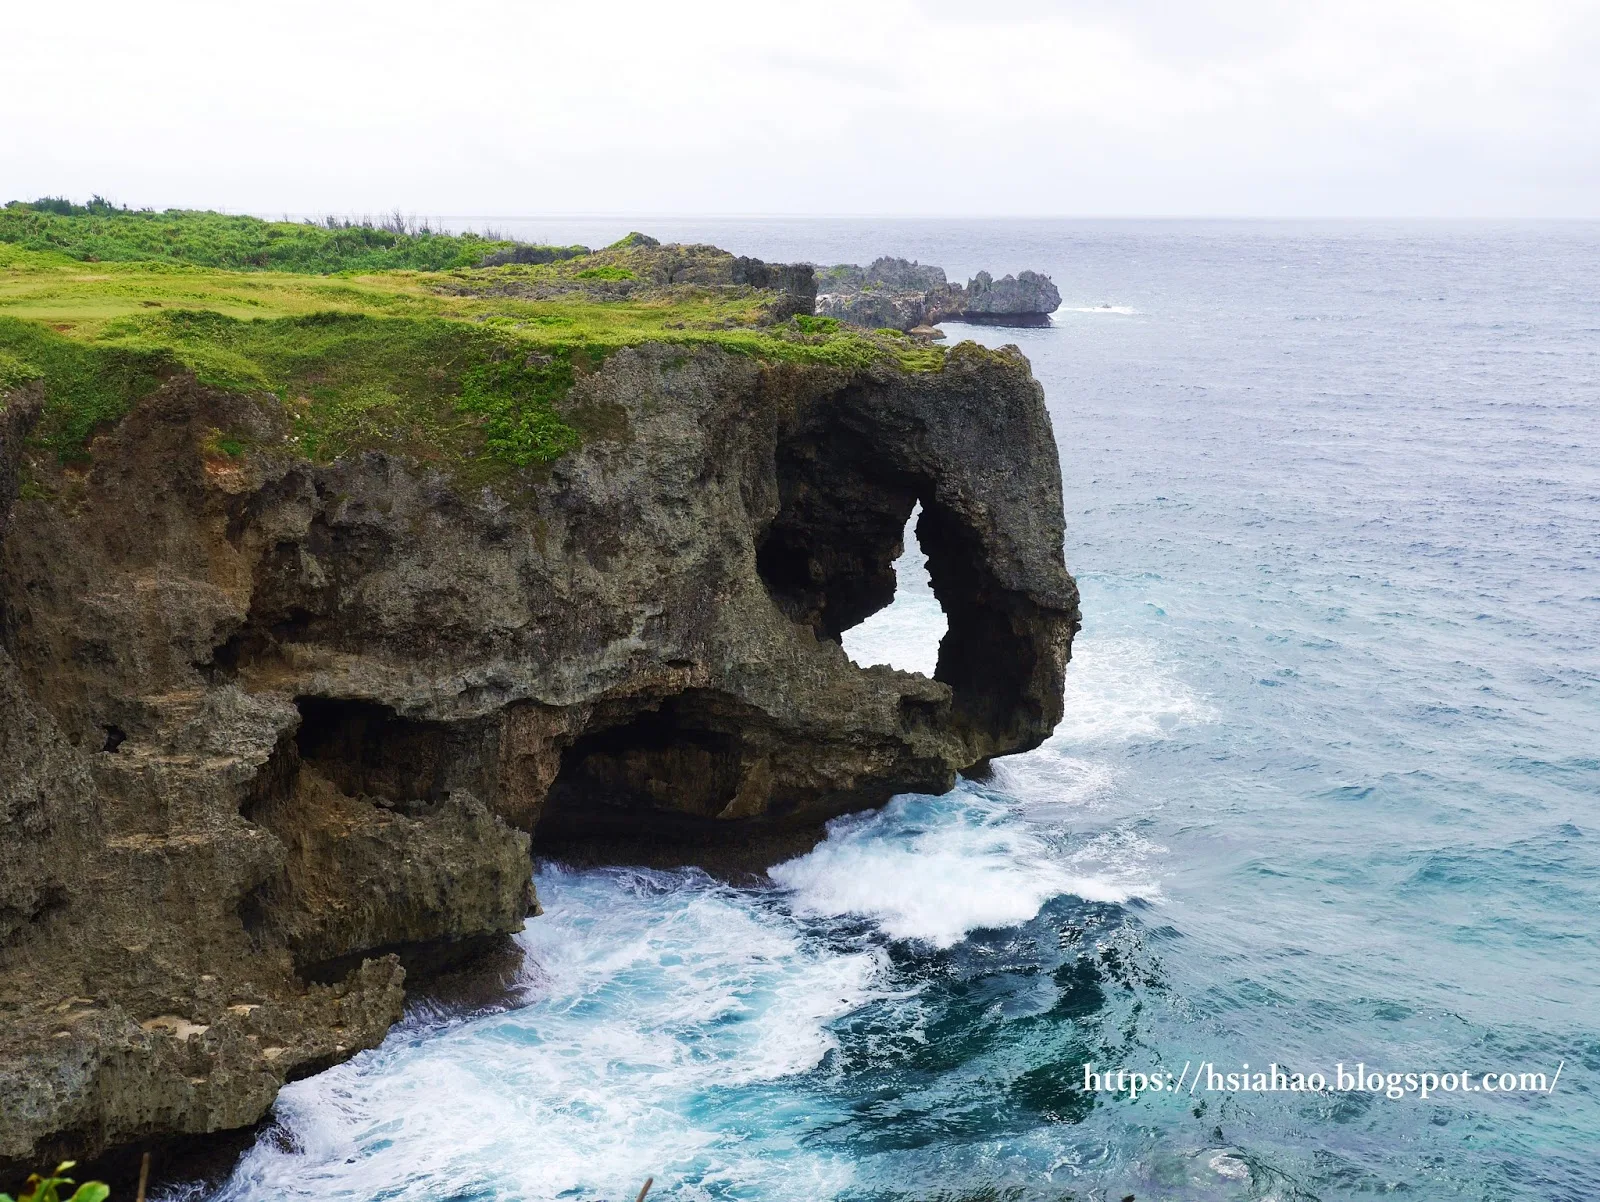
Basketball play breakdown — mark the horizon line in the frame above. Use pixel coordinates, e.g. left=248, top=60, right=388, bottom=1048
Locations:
left=258, top=212, right=1600, bottom=224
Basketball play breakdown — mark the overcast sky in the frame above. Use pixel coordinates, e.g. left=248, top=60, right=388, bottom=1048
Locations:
left=6, top=0, right=1600, bottom=218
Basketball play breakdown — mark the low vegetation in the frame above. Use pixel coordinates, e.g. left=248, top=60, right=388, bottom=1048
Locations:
left=0, top=199, right=539, bottom=274
left=0, top=1162, right=110, bottom=1202
left=573, top=265, right=635, bottom=281
left=0, top=202, right=948, bottom=479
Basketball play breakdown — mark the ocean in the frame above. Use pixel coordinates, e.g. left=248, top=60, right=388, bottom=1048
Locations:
left=200, top=220, right=1600, bottom=1201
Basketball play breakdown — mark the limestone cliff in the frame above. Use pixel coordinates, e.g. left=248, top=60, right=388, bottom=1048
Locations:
left=0, top=339, right=1077, bottom=1171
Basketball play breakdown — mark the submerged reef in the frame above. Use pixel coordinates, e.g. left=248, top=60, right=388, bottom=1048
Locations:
left=0, top=206, right=1078, bottom=1176
left=815, top=257, right=1063, bottom=331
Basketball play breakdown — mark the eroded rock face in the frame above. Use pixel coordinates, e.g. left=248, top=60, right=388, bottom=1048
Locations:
left=0, top=341, right=1077, bottom=1169
left=931, top=269, right=1064, bottom=327
left=815, top=257, right=944, bottom=330
left=815, top=289, right=930, bottom=331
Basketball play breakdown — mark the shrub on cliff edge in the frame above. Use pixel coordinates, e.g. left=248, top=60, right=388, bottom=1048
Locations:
left=1, top=1162, right=109, bottom=1202
left=0, top=203, right=522, bottom=274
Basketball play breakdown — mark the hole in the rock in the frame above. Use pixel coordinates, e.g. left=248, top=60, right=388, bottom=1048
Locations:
left=292, top=696, right=488, bottom=804
left=755, top=422, right=919, bottom=641
left=236, top=881, right=271, bottom=947
left=538, top=690, right=765, bottom=840
left=757, top=398, right=1050, bottom=746
left=101, top=724, right=127, bottom=753
left=840, top=503, right=948, bottom=677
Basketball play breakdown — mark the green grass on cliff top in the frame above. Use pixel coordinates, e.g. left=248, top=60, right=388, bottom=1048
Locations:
left=0, top=198, right=546, bottom=273
left=0, top=206, right=946, bottom=475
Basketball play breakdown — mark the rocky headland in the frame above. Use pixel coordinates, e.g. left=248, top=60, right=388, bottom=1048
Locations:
left=0, top=212, right=1078, bottom=1182
left=461, top=231, right=818, bottom=322
left=815, top=257, right=1062, bottom=331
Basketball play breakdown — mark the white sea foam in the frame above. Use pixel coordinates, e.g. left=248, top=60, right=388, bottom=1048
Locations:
left=1049, top=634, right=1216, bottom=745
left=770, top=788, right=1157, bottom=948
left=824, top=569, right=1193, bottom=947
left=210, top=869, right=877, bottom=1202
left=989, top=749, right=1118, bottom=813
left=1068, top=826, right=1168, bottom=899
left=205, top=775, right=1165, bottom=1200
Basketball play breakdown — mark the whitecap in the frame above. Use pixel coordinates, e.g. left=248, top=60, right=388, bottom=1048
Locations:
left=989, top=749, right=1118, bottom=813
left=1050, top=635, right=1216, bottom=745
left=209, top=867, right=878, bottom=1202
left=769, top=787, right=1156, bottom=948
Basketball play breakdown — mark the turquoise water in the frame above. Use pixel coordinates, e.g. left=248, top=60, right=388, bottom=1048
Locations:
left=207, top=222, right=1600, bottom=1201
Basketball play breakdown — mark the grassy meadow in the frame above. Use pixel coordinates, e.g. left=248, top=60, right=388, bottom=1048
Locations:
left=0, top=203, right=944, bottom=478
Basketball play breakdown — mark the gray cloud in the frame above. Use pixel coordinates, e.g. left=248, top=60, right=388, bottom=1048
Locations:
left=3, top=0, right=1598, bottom=217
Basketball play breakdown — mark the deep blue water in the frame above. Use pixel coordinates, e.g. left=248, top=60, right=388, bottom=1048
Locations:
left=208, top=221, right=1600, bottom=1201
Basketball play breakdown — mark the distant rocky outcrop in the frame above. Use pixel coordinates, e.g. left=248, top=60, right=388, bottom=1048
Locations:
left=932, top=269, right=1062, bottom=326
left=456, top=239, right=817, bottom=322
left=814, top=258, right=947, bottom=331
left=816, top=257, right=1061, bottom=331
